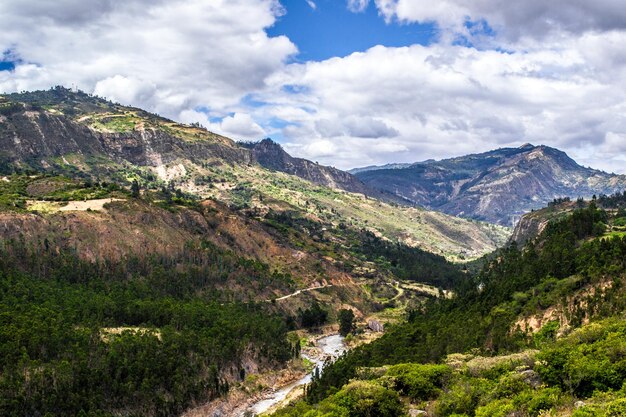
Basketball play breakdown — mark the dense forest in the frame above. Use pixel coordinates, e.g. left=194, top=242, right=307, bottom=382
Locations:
left=0, top=239, right=294, bottom=416
left=0, top=174, right=469, bottom=416
left=289, top=201, right=626, bottom=415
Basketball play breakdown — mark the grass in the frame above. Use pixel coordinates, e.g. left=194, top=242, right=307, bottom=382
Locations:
left=90, top=113, right=138, bottom=133
left=0, top=174, right=119, bottom=212
left=27, top=201, right=63, bottom=213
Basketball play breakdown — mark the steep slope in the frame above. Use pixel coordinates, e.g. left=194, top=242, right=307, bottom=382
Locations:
left=274, top=196, right=626, bottom=417
left=0, top=88, right=510, bottom=260
left=0, top=88, right=250, bottom=175
left=244, top=138, right=374, bottom=196
left=354, top=143, right=626, bottom=225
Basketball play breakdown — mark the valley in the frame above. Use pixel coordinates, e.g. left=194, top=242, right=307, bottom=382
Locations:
left=2, top=89, right=626, bottom=417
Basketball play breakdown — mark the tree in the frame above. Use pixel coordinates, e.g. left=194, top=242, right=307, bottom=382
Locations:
left=131, top=180, right=140, bottom=198
left=338, top=309, right=356, bottom=336
left=300, top=303, right=328, bottom=328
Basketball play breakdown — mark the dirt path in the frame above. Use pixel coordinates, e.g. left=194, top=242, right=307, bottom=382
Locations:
left=270, top=284, right=334, bottom=302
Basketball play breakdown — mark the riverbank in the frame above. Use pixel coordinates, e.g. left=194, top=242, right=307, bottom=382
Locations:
left=182, top=331, right=346, bottom=417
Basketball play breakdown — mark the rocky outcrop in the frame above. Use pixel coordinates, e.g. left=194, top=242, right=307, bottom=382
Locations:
left=248, top=139, right=368, bottom=192
left=0, top=106, right=251, bottom=173
left=355, top=144, right=626, bottom=225
left=246, top=138, right=407, bottom=203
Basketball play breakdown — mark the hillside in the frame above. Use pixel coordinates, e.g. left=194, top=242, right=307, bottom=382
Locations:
left=274, top=195, right=626, bottom=416
left=0, top=88, right=509, bottom=260
left=0, top=89, right=510, bottom=416
left=243, top=138, right=402, bottom=202
left=353, top=144, right=626, bottom=226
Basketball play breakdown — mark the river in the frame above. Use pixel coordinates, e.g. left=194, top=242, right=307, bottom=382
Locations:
left=242, top=334, right=346, bottom=416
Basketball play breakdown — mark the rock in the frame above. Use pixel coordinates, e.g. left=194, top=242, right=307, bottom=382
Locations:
left=367, top=319, right=384, bottom=333
left=519, top=369, right=542, bottom=388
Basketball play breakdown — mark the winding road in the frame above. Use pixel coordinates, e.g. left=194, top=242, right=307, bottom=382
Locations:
left=269, top=283, right=334, bottom=302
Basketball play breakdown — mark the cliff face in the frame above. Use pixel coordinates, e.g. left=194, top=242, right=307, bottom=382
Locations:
left=355, top=144, right=626, bottom=225
left=248, top=139, right=374, bottom=194
left=0, top=100, right=251, bottom=174
left=0, top=90, right=386, bottom=201
left=246, top=138, right=408, bottom=203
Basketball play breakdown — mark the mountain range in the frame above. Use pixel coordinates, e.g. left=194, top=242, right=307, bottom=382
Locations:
left=0, top=88, right=509, bottom=261
left=4, top=88, right=626, bottom=416
left=351, top=144, right=626, bottom=225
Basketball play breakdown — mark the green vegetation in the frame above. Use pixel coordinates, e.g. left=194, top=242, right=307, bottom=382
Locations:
left=90, top=114, right=138, bottom=132
left=262, top=210, right=465, bottom=289
left=338, top=309, right=356, bottom=336
left=0, top=238, right=294, bottom=416
left=278, top=201, right=626, bottom=415
left=278, top=380, right=406, bottom=417
left=277, top=319, right=626, bottom=417
left=299, top=302, right=329, bottom=328
left=0, top=174, right=118, bottom=211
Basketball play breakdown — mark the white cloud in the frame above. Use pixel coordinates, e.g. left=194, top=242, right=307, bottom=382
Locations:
left=220, top=113, right=267, bottom=140
left=0, top=0, right=296, bottom=118
left=347, top=0, right=369, bottom=13
left=2, top=0, right=626, bottom=174
left=306, top=0, right=317, bottom=10
left=93, top=75, right=157, bottom=105
left=179, top=110, right=266, bottom=141
left=255, top=38, right=626, bottom=171
left=315, top=116, right=398, bottom=138
left=372, top=0, right=626, bottom=42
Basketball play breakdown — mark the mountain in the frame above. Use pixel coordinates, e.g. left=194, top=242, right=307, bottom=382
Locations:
left=353, top=143, right=626, bottom=225
left=1, top=89, right=500, bottom=416
left=0, top=88, right=391, bottom=201
left=243, top=138, right=404, bottom=203
left=348, top=162, right=413, bottom=175
left=0, top=88, right=509, bottom=261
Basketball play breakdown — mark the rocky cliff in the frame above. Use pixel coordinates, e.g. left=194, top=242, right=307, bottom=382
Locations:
left=0, top=88, right=250, bottom=175
left=245, top=138, right=402, bottom=202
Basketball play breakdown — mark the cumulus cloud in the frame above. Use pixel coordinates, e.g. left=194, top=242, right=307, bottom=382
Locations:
left=372, top=0, right=626, bottom=42
left=0, top=0, right=296, bottom=118
left=315, top=116, right=398, bottom=138
left=220, top=113, right=267, bottom=140
left=2, top=0, right=626, bottom=173
left=179, top=110, right=266, bottom=141
left=257, top=38, right=626, bottom=171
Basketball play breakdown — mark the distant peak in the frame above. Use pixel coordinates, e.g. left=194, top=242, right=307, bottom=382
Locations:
left=259, top=138, right=278, bottom=145
left=519, top=143, right=535, bottom=150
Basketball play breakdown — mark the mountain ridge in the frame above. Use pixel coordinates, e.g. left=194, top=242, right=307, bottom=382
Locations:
left=0, top=87, right=509, bottom=261
left=353, top=143, right=626, bottom=225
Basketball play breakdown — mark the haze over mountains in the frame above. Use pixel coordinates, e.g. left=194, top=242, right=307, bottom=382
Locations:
left=351, top=144, right=626, bottom=225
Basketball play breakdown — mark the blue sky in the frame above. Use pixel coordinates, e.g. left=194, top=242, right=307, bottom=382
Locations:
left=268, top=0, right=437, bottom=61
left=2, top=0, right=626, bottom=173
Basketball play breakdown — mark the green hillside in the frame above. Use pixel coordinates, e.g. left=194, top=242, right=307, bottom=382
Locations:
left=273, top=197, right=626, bottom=416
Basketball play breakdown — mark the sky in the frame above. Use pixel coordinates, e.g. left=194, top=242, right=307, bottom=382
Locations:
left=1, top=1, right=626, bottom=173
